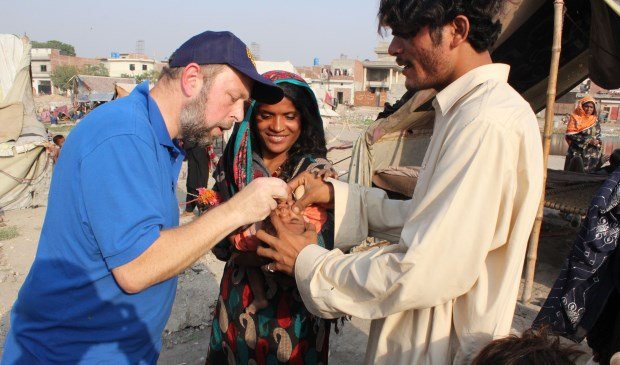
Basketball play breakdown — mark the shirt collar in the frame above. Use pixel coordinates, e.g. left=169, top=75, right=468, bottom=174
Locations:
left=134, top=82, right=182, bottom=157
left=433, top=63, right=510, bottom=116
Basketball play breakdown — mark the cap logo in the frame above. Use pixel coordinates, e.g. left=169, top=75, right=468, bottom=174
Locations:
left=246, top=47, right=256, bottom=68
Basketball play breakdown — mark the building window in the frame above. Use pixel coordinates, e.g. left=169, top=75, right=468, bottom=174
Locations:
left=38, top=80, right=52, bottom=95
left=129, top=64, right=135, bottom=71
left=142, top=65, right=147, bottom=71
left=40, top=65, right=47, bottom=72
left=343, top=69, right=348, bottom=76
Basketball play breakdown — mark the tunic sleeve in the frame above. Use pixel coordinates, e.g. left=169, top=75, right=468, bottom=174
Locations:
left=295, top=119, right=518, bottom=319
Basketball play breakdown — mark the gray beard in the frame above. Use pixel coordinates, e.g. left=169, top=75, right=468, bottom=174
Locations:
left=179, top=93, right=218, bottom=148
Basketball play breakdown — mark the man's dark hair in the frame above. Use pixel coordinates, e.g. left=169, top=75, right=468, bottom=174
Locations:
left=378, top=0, right=506, bottom=52
left=250, top=82, right=327, bottom=181
left=471, top=328, right=584, bottom=365
left=52, top=135, right=65, bottom=145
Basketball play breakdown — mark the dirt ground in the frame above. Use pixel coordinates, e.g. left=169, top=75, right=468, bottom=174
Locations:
left=0, top=120, right=594, bottom=364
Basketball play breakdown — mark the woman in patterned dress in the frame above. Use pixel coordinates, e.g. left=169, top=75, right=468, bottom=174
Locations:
left=564, top=96, right=603, bottom=173
left=206, top=70, right=334, bottom=365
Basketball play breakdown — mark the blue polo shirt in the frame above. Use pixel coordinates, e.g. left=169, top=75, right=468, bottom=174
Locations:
left=2, top=82, right=184, bottom=365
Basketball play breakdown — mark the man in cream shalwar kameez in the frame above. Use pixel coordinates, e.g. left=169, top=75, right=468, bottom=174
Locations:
left=293, top=63, right=543, bottom=364
left=256, top=1, right=544, bottom=364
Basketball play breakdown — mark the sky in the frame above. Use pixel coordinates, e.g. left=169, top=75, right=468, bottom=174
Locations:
left=3, top=1, right=391, bottom=66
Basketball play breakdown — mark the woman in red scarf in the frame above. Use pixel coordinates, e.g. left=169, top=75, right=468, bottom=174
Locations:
left=564, top=96, right=602, bottom=173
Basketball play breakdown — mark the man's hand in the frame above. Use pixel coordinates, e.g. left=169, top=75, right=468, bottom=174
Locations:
left=256, top=213, right=317, bottom=276
left=227, top=177, right=289, bottom=227
left=288, top=171, right=334, bottom=214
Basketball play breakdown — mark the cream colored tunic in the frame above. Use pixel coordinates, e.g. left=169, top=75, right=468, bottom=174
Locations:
left=295, top=64, right=544, bottom=365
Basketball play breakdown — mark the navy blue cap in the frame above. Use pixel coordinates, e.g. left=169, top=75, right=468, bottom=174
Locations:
left=169, top=31, right=283, bottom=104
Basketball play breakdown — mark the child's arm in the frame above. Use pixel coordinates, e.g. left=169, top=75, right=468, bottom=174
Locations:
left=232, top=222, right=261, bottom=251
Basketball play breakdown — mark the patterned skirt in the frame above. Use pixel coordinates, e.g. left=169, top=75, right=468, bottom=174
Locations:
left=206, top=261, right=331, bottom=365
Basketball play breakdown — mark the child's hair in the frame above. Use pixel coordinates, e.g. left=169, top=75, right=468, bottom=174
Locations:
left=471, top=328, right=584, bottom=365
left=52, top=135, right=65, bottom=145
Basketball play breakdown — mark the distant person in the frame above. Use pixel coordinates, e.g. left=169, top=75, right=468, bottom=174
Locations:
left=471, top=328, right=584, bottom=365
left=1, top=30, right=286, bottom=365
left=564, top=96, right=602, bottom=173
left=47, top=135, right=65, bottom=164
left=182, top=139, right=210, bottom=216
left=40, top=108, right=50, bottom=123
left=49, top=111, right=58, bottom=125
left=52, top=134, right=65, bottom=148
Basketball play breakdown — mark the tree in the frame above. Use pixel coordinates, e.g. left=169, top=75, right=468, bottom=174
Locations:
left=51, top=65, right=79, bottom=92
left=82, top=63, right=109, bottom=77
left=121, top=69, right=160, bottom=83
left=31, top=40, right=76, bottom=56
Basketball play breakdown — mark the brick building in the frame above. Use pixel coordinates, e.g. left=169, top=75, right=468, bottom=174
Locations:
left=31, top=48, right=101, bottom=95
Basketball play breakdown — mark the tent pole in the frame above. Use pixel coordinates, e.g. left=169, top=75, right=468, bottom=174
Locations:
left=522, top=0, right=565, bottom=304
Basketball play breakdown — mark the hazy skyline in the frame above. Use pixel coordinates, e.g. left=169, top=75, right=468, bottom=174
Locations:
left=4, top=1, right=392, bottom=66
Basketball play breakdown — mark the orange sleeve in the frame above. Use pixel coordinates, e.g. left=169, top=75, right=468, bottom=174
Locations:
left=303, top=206, right=328, bottom=233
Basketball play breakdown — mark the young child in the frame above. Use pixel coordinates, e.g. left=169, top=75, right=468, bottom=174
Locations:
left=49, top=135, right=65, bottom=163
left=53, top=135, right=65, bottom=148
left=236, top=200, right=327, bottom=313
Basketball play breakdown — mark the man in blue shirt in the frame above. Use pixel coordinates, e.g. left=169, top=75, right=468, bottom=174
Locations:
left=2, top=31, right=288, bottom=364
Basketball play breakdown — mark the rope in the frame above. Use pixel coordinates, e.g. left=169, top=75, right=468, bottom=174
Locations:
left=0, top=150, right=50, bottom=184
left=178, top=192, right=199, bottom=207
left=327, top=143, right=353, bottom=153
left=0, top=151, right=51, bottom=209
left=332, top=155, right=351, bottom=166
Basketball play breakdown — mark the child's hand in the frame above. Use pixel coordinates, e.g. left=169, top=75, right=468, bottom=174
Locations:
left=232, top=222, right=263, bottom=251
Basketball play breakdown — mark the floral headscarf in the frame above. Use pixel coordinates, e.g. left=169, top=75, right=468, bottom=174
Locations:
left=213, top=70, right=320, bottom=201
left=210, top=70, right=330, bottom=255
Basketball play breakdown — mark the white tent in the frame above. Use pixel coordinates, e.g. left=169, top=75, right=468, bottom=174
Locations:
left=254, top=60, right=337, bottom=129
left=0, top=35, right=49, bottom=210
left=255, top=60, right=296, bottom=74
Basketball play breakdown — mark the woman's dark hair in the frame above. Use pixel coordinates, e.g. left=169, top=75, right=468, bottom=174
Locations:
left=378, top=0, right=506, bottom=52
left=471, top=328, right=584, bottom=365
left=250, top=82, right=327, bottom=181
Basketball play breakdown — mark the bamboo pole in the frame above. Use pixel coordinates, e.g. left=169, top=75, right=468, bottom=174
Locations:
left=521, top=0, right=565, bottom=304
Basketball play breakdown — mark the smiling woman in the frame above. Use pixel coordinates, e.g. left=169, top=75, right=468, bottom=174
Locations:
left=254, top=96, right=302, bottom=170
left=564, top=96, right=602, bottom=173
left=205, top=70, right=335, bottom=365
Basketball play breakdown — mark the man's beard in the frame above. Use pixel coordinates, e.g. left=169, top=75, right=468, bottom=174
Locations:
left=179, top=88, right=222, bottom=148
left=398, top=41, right=451, bottom=92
